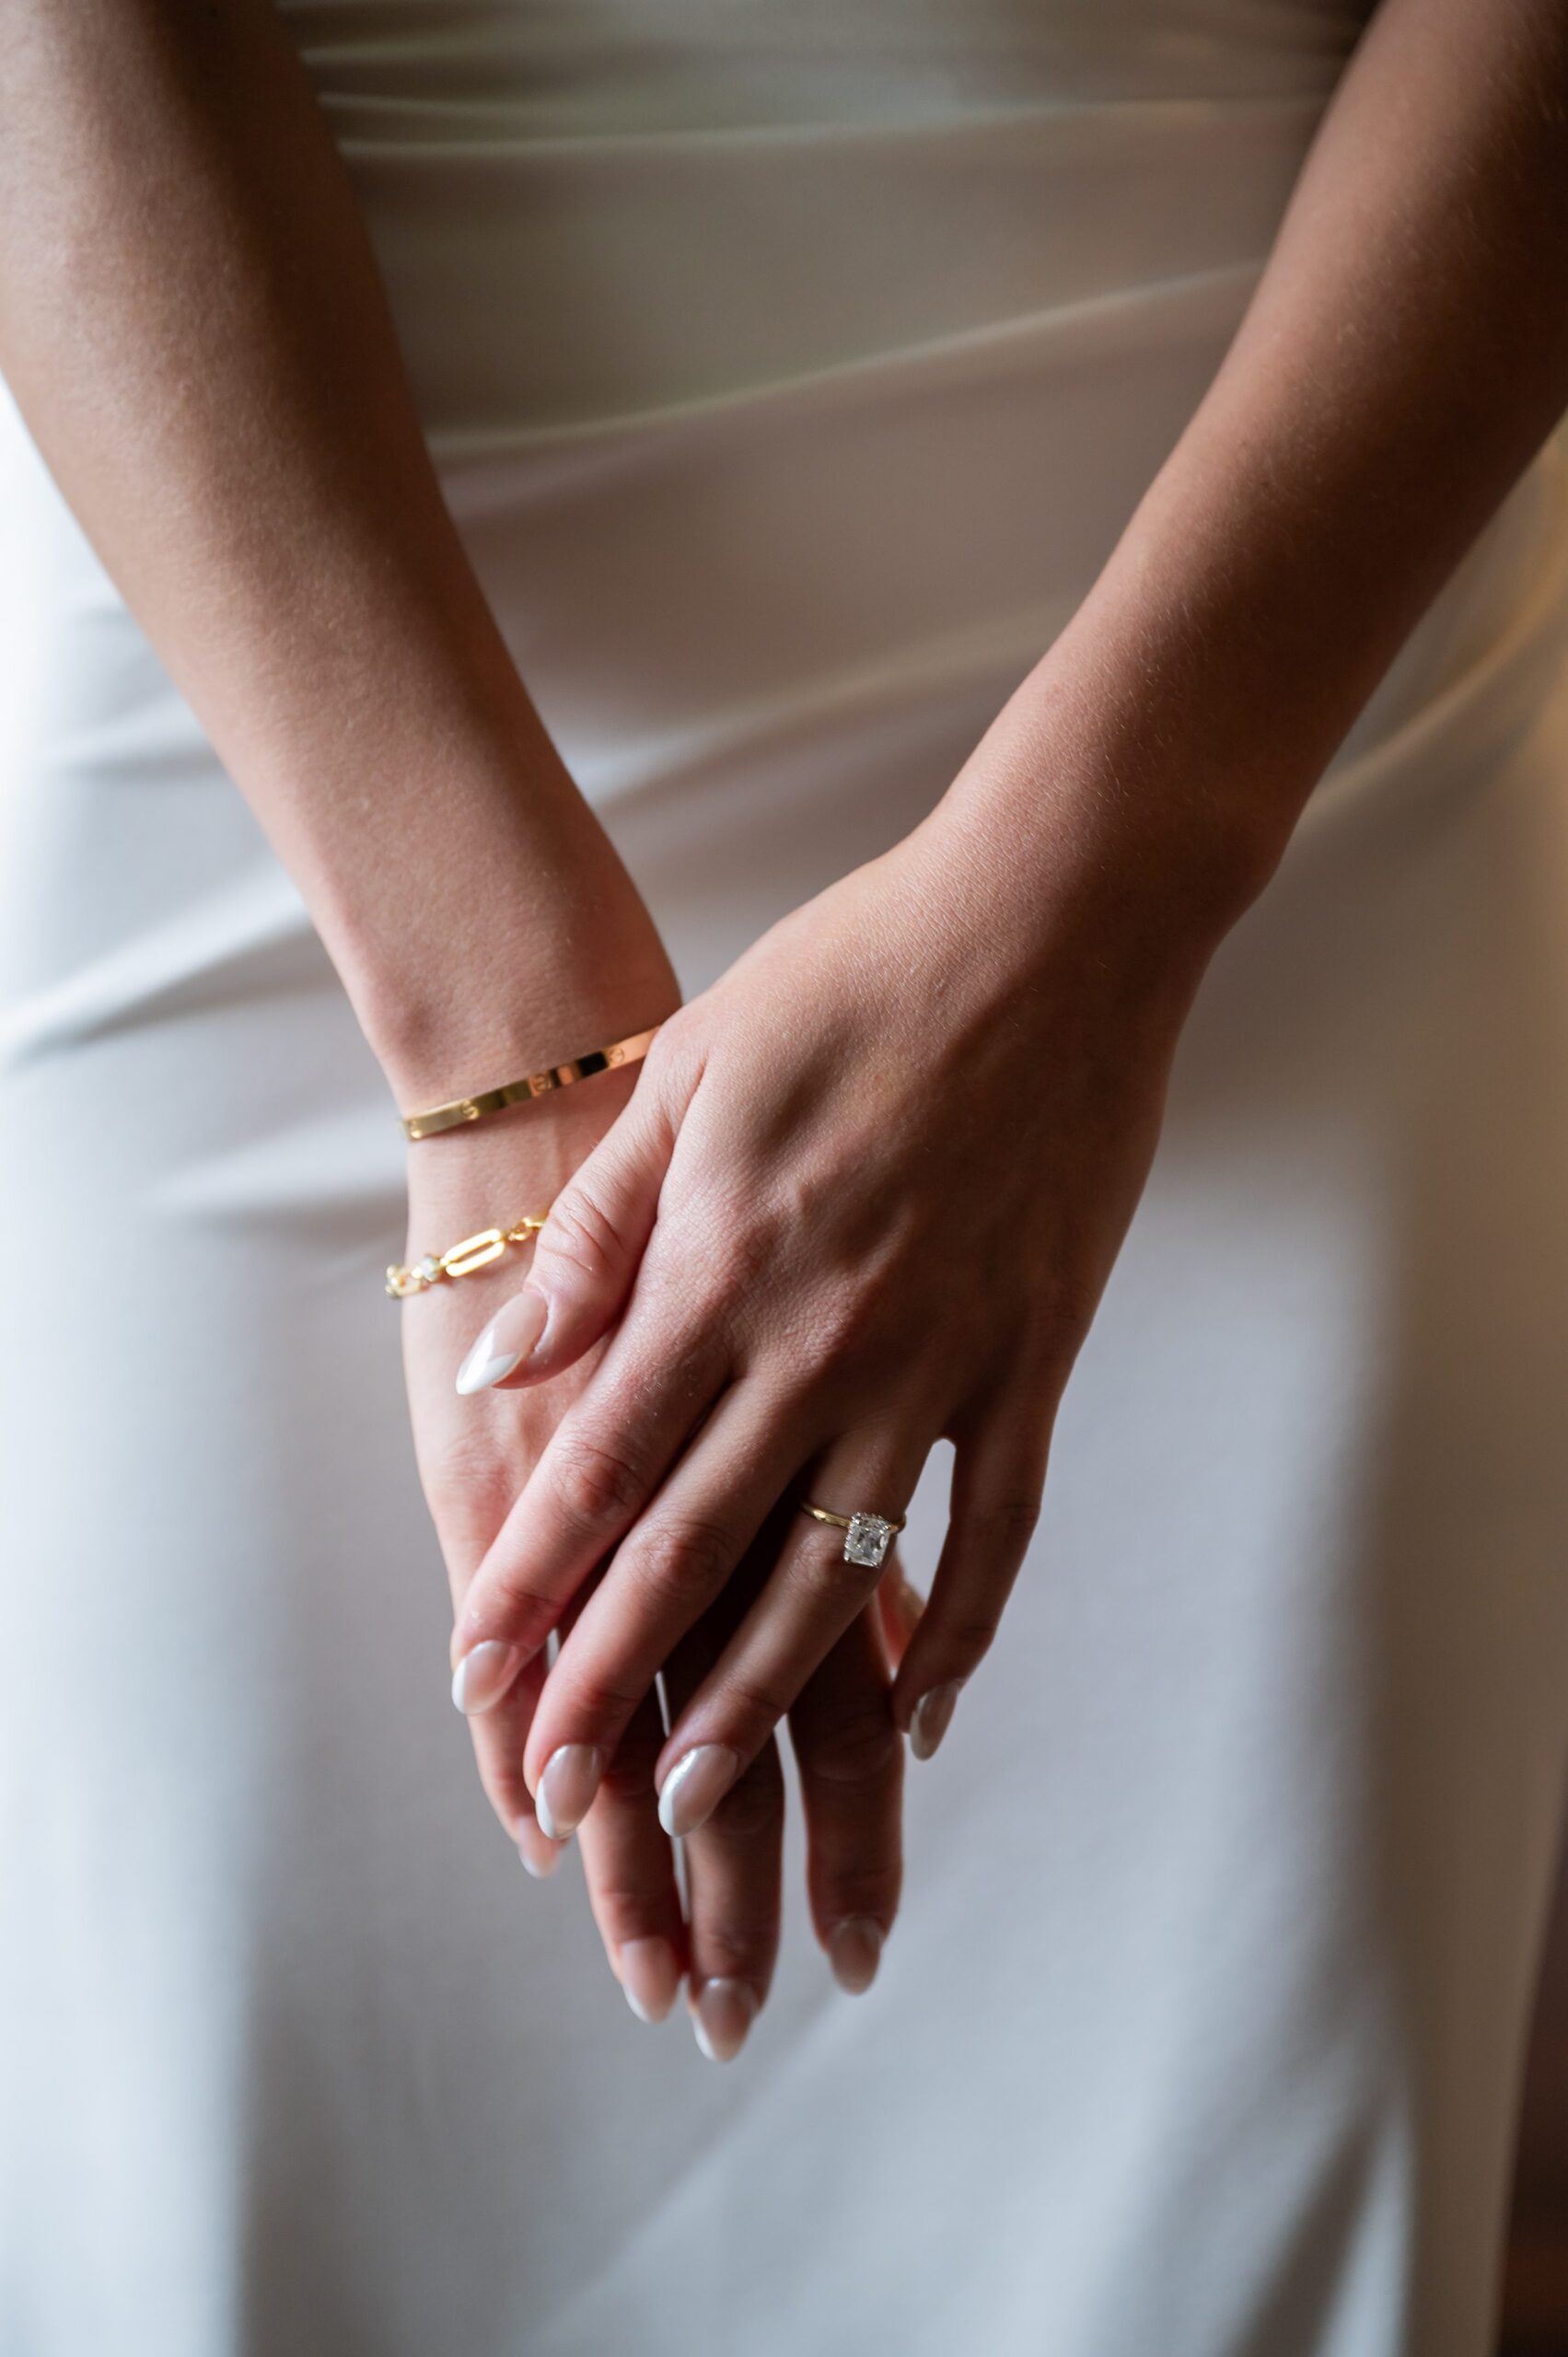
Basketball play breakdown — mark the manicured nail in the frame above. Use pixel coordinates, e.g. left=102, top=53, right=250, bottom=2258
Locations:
left=909, top=1679, right=963, bottom=1761
left=619, top=1937, right=682, bottom=2025
left=691, top=1978, right=757, bottom=2061
left=450, top=1639, right=524, bottom=1715
left=657, top=1744, right=742, bottom=1838
left=517, top=1817, right=563, bottom=1879
left=455, top=1286, right=548, bottom=1395
left=534, top=1743, right=608, bottom=1840
left=826, top=1917, right=884, bottom=1995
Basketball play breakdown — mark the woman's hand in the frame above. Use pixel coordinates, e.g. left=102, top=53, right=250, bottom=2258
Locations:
left=402, top=1077, right=916, bottom=2053
left=422, top=0, right=1568, bottom=1942
left=445, top=702, right=1252, bottom=1843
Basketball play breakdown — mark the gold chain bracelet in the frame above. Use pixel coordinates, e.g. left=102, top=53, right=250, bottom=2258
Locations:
left=386, top=1211, right=549, bottom=1299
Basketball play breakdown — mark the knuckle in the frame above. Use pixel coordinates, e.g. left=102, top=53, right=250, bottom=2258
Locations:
left=475, top=1563, right=558, bottom=1640
left=703, top=1752, right=784, bottom=1844
left=621, top=1514, right=737, bottom=1617
left=786, top=1536, right=868, bottom=1615
left=642, top=1011, right=702, bottom=1098
left=814, top=1285, right=881, bottom=1368
left=597, top=1746, right=657, bottom=1806
left=707, top=1667, right=796, bottom=1751
left=819, top=1865, right=900, bottom=1924
left=586, top=1885, right=668, bottom=1951
left=539, top=1183, right=631, bottom=1284
left=964, top=1494, right=1043, bottom=1564
left=798, top=1705, right=900, bottom=1793
left=552, top=1662, right=651, bottom=1728
left=691, top=1922, right=772, bottom=1982
left=421, top=1448, right=518, bottom=1559
left=932, top=1611, right=1003, bottom=1673
left=549, top=1432, right=648, bottom=1535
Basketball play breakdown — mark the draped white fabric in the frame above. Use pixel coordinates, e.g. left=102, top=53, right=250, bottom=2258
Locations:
left=5, top=5, right=1568, bottom=2351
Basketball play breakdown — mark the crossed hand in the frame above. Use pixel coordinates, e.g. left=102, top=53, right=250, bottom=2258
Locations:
left=401, top=784, right=1205, bottom=2058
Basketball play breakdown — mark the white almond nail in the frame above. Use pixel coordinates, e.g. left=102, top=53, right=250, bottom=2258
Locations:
left=517, top=1819, right=563, bottom=1879
left=449, top=1639, right=523, bottom=1715
left=455, top=1288, right=549, bottom=1396
left=619, top=1937, right=681, bottom=2025
left=691, top=1978, right=757, bottom=2061
left=909, top=1678, right=964, bottom=1761
left=827, top=1917, right=884, bottom=1995
left=656, top=1744, right=741, bottom=1838
left=455, top=1334, right=524, bottom=1395
left=534, top=1744, right=608, bottom=1841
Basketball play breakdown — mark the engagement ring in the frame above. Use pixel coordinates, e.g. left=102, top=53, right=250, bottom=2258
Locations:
left=798, top=1500, right=905, bottom=1569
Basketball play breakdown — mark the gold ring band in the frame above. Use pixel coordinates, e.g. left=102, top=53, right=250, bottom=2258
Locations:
left=401, top=1024, right=664, bottom=1142
left=800, top=1499, right=906, bottom=1569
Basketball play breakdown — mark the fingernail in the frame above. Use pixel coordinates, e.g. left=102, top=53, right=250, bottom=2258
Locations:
left=450, top=1639, right=525, bottom=1715
left=691, top=1978, right=757, bottom=2061
left=909, top=1679, right=964, bottom=1761
left=517, top=1817, right=563, bottom=1879
left=826, top=1916, right=884, bottom=1995
left=534, top=1743, right=609, bottom=1840
left=657, top=1744, right=742, bottom=1838
left=619, top=1936, right=682, bottom=2025
left=456, top=1286, right=549, bottom=1395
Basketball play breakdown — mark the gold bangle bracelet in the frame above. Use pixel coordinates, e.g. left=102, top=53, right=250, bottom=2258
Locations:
left=386, top=1212, right=548, bottom=1298
left=401, top=1024, right=664, bottom=1143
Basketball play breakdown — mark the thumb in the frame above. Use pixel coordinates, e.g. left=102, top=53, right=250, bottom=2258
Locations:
left=453, top=1077, right=678, bottom=1395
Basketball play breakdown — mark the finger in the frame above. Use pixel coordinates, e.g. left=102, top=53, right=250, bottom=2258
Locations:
left=874, top=1552, right=926, bottom=1676
left=517, top=1381, right=825, bottom=1826
left=652, top=1412, right=936, bottom=1837
left=413, top=1381, right=569, bottom=1872
left=890, top=1394, right=1053, bottom=1761
left=573, top=1680, right=689, bottom=2026
left=790, top=1604, right=903, bottom=1997
left=528, top=1571, right=689, bottom=2023
left=447, top=1305, right=737, bottom=1697
left=461, top=1643, right=569, bottom=1876
left=452, top=1045, right=685, bottom=1398
left=662, top=1527, right=790, bottom=2063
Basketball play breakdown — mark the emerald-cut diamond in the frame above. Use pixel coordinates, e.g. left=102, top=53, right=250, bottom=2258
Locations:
left=843, top=1512, right=895, bottom=1568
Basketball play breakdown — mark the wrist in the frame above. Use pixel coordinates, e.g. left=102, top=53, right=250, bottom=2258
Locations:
left=343, top=780, right=679, bottom=1114
left=401, top=1051, right=643, bottom=1215
left=927, top=612, right=1302, bottom=993
left=366, top=916, right=679, bottom=1121
left=233, top=645, right=681, bottom=1110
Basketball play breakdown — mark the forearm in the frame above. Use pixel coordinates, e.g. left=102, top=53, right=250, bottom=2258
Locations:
left=945, top=0, right=1568, bottom=949
left=0, top=0, right=675, bottom=1101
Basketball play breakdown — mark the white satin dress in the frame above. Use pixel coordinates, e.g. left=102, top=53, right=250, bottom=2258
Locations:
left=5, top=4, right=1568, bottom=2352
